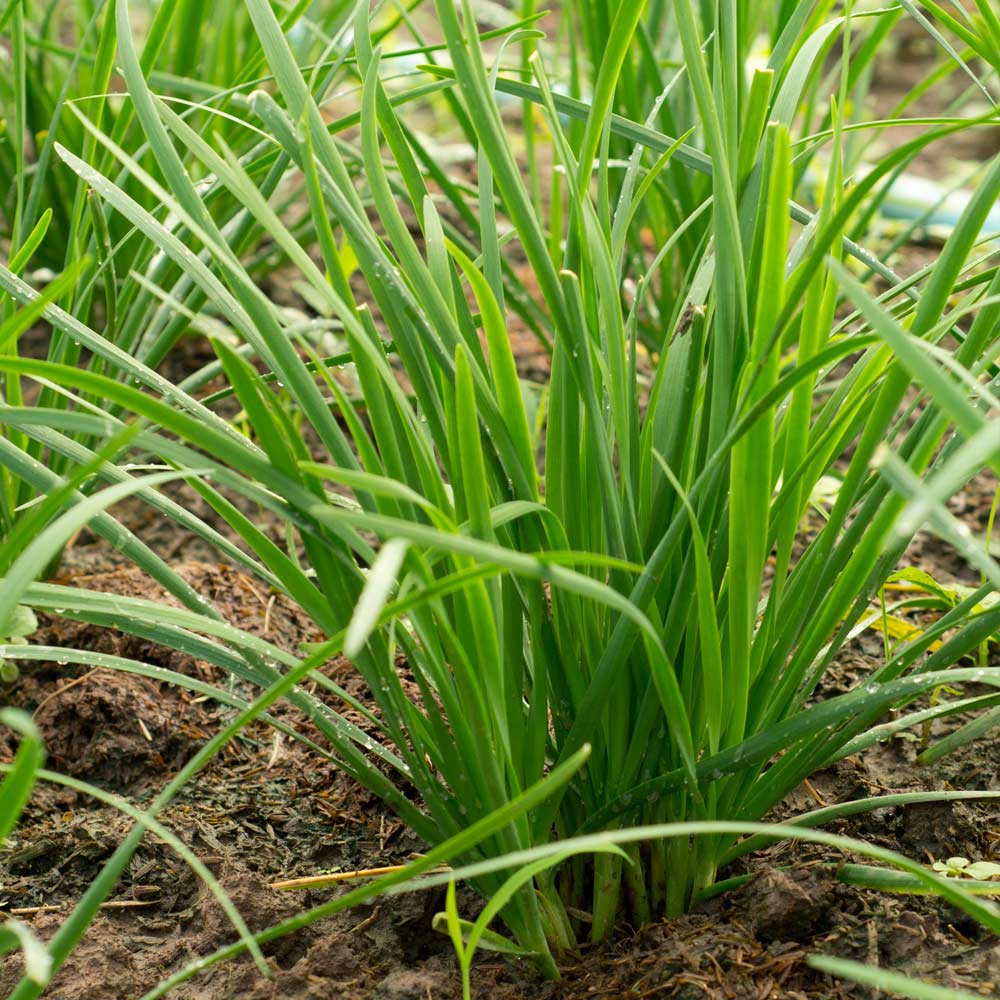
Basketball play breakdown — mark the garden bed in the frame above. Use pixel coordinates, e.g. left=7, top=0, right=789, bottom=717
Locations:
left=2, top=417, right=998, bottom=1000
left=3, top=3, right=1000, bottom=998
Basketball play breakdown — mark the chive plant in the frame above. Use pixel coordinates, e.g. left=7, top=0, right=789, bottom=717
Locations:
left=0, top=0, right=365, bottom=536
left=3, top=0, right=1000, bottom=990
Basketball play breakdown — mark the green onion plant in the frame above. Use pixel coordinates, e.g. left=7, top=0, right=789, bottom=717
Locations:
left=2, top=0, right=1000, bottom=993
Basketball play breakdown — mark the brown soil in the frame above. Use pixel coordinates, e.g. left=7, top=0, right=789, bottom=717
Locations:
left=2, top=466, right=999, bottom=999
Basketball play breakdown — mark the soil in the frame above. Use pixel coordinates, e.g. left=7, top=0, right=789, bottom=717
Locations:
left=3, top=419, right=997, bottom=1000
left=3, top=15, right=1000, bottom=1000
left=3, top=544, right=1000, bottom=1000
left=4, top=536, right=999, bottom=1000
